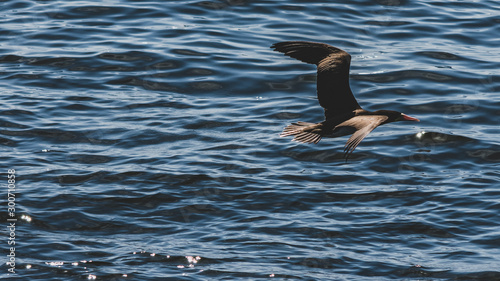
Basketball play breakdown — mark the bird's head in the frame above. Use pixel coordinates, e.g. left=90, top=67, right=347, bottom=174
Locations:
left=374, top=110, right=420, bottom=123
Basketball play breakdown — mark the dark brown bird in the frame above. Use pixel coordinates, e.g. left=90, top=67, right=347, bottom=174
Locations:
left=271, top=41, right=419, bottom=160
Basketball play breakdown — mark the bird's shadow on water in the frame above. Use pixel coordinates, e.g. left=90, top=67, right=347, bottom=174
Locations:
left=402, top=130, right=498, bottom=163
left=278, top=129, right=495, bottom=171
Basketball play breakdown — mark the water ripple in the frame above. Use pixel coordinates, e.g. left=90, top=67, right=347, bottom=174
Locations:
left=1, top=0, right=499, bottom=280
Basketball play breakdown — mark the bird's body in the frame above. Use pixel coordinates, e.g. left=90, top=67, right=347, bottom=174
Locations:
left=271, top=41, right=419, bottom=159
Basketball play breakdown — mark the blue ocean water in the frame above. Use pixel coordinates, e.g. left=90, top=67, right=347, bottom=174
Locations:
left=1, top=0, right=499, bottom=280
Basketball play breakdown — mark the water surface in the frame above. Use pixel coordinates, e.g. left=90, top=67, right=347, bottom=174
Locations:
left=1, top=0, right=499, bottom=280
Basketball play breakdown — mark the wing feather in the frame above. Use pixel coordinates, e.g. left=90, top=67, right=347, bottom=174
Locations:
left=271, top=41, right=362, bottom=117
left=334, top=115, right=388, bottom=160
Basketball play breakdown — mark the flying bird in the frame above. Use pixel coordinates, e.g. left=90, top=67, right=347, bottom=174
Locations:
left=271, top=41, right=419, bottom=160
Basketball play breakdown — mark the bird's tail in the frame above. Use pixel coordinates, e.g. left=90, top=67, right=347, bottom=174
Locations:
left=280, top=121, right=322, bottom=144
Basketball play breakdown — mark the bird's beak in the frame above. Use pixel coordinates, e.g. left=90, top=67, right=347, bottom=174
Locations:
left=401, top=113, right=420, bottom=122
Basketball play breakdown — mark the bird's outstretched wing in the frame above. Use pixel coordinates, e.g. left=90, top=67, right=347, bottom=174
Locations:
left=271, top=41, right=362, bottom=118
left=334, top=115, right=388, bottom=159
